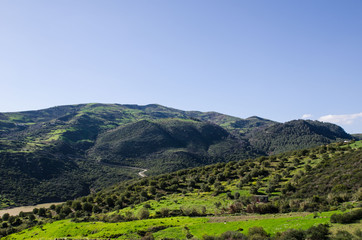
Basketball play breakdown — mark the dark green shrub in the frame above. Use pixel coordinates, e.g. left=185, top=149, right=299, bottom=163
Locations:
left=305, top=224, right=329, bottom=240
left=248, top=226, right=269, bottom=239
left=275, top=229, right=305, bottom=240
left=82, top=202, right=93, bottom=212
left=219, top=231, right=247, bottom=240
left=2, top=213, right=9, bottom=221
left=330, top=209, right=362, bottom=224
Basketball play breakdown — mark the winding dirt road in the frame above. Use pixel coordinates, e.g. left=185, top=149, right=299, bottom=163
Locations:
left=100, top=162, right=148, bottom=178
left=137, top=168, right=148, bottom=177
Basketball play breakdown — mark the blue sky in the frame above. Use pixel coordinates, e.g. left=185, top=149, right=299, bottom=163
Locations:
left=0, top=1, right=361, bottom=133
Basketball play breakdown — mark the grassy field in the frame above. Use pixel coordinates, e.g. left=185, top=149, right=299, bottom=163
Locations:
left=3, top=217, right=207, bottom=240
left=5, top=211, right=355, bottom=240
left=113, top=191, right=239, bottom=217
left=154, top=211, right=344, bottom=239
left=349, top=140, right=362, bottom=149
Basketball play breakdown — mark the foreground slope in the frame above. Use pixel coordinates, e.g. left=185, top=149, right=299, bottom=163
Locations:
left=1, top=141, right=361, bottom=239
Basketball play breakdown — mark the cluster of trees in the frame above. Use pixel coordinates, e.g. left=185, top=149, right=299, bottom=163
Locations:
left=0, top=211, right=38, bottom=237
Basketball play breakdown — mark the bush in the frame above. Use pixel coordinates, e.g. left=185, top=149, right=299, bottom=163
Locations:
left=72, top=201, right=82, bottom=211
left=138, top=208, right=150, bottom=220
left=202, top=231, right=247, bottom=240
left=305, top=224, right=329, bottom=240
left=32, top=208, right=39, bottom=214
left=82, top=202, right=93, bottom=212
left=330, top=209, right=362, bottom=224
left=219, top=231, right=247, bottom=240
left=160, top=208, right=170, bottom=217
left=2, top=213, right=9, bottom=221
left=248, top=226, right=269, bottom=239
left=38, top=208, right=46, bottom=217
left=61, top=206, right=72, bottom=216
left=275, top=229, right=305, bottom=240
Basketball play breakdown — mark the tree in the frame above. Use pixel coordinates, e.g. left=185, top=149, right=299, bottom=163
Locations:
left=2, top=213, right=9, bottom=221
left=28, top=214, right=36, bottom=221
left=61, top=206, right=72, bottom=215
left=38, top=208, right=46, bottom=217
left=72, top=201, right=82, bottom=211
left=106, top=197, right=115, bottom=208
left=32, top=208, right=39, bottom=215
left=82, top=202, right=93, bottom=212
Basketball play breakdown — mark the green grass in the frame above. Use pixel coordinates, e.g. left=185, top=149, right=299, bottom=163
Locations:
left=6, top=211, right=348, bottom=239
left=113, top=191, right=235, bottom=217
left=188, top=211, right=336, bottom=238
left=4, top=217, right=207, bottom=240
left=349, top=140, right=362, bottom=149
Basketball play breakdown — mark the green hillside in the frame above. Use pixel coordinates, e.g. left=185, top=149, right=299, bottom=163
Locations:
left=1, top=141, right=361, bottom=239
left=89, top=119, right=255, bottom=174
left=247, top=120, right=352, bottom=154
left=0, top=103, right=354, bottom=208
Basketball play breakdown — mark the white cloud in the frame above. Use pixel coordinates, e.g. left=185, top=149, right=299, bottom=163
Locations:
left=319, top=112, right=362, bottom=125
left=302, top=114, right=312, bottom=119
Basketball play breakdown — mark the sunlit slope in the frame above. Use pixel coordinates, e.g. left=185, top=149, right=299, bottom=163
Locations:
left=2, top=141, right=361, bottom=239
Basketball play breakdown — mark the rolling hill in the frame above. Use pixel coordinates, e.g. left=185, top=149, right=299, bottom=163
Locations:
left=0, top=103, right=354, bottom=208
left=1, top=141, right=361, bottom=239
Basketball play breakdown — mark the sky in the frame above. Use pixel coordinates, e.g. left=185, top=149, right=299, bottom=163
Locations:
left=0, top=1, right=361, bottom=133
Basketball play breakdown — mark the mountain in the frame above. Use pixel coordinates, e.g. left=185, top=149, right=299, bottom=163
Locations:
left=247, top=119, right=353, bottom=154
left=0, top=103, right=353, bottom=207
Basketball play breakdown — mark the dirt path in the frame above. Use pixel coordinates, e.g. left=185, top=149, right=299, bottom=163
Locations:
left=138, top=168, right=148, bottom=177
left=100, top=162, right=148, bottom=178
left=0, top=202, right=63, bottom=216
